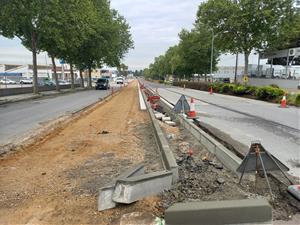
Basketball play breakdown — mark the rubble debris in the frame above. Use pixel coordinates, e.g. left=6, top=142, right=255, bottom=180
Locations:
left=165, top=121, right=176, bottom=127
left=119, top=212, right=163, bottom=225
left=154, top=113, right=164, bottom=120
left=215, top=164, right=224, bottom=170
left=167, top=134, right=176, bottom=140
left=216, top=178, right=226, bottom=185
left=162, top=116, right=171, bottom=122
left=99, top=130, right=110, bottom=134
left=178, top=142, right=190, bottom=154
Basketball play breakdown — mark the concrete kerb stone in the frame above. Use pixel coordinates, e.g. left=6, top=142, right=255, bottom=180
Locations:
left=112, top=170, right=173, bottom=204
left=98, top=163, right=145, bottom=211
left=159, top=98, right=243, bottom=176
left=141, top=89, right=178, bottom=183
left=137, top=82, right=147, bottom=110
left=165, top=199, right=273, bottom=225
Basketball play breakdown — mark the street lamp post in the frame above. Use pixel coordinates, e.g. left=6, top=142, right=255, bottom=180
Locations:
left=234, top=53, right=239, bottom=83
left=210, top=30, right=215, bottom=82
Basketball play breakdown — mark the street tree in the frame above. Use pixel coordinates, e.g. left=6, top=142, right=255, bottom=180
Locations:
left=197, top=0, right=299, bottom=76
left=177, top=26, right=219, bottom=80
left=39, top=0, right=97, bottom=91
left=74, top=0, right=133, bottom=88
left=0, top=0, right=50, bottom=93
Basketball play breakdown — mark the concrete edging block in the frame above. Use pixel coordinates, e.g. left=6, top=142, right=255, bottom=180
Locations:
left=159, top=98, right=243, bottom=176
left=98, top=163, right=145, bottom=211
left=141, top=90, right=178, bottom=183
left=112, top=170, right=173, bottom=204
left=165, top=199, right=273, bottom=225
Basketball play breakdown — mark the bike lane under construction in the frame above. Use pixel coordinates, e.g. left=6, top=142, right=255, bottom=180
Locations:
left=0, top=81, right=164, bottom=224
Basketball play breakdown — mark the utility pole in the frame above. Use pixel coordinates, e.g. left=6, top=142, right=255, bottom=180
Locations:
left=210, top=30, right=215, bottom=82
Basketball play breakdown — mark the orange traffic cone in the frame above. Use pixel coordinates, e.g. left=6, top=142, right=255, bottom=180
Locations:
left=188, top=97, right=197, bottom=119
left=280, top=93, right=287, bottom=108
left=209, top=86, right=213, bottom=95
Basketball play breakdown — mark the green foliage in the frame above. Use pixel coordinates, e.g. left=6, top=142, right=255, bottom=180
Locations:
left=144, top=21, right=219, bottom=80
left=245, top=86, right=257, bottom=95
left=269, top=84, right=279, bottom=88
left=255, top=86, right=285, bottom=100
left=233, top=85, right=247, bottom=95
left=295, top=94, right=300, bottom=106
left=222, top=84, right=235, bottom=94
left=172, top=82, right=300, bottom=106
left=197, top=0, right=299, bottom=76
left=0, top=0, right=133, bottom=91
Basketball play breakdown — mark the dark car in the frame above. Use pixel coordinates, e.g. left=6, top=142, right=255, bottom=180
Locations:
left=95, top=78, right=110, bottom=90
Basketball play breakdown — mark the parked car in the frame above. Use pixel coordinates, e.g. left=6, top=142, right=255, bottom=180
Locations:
left=39, top=80, right=56, bottom=86
left=116, top=77, right=124, bottom=84
left=58, top=80, right=71, bottom=85
left=20, top=78, right=33, bottom=84
left=95, top=78, right=110, bottom=90
left=0, top=78, right=17, bottom=84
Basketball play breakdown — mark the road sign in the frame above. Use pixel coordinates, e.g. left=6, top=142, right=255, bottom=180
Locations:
left=59, top=59, right=65, bottom=64
left=243, top=75, right=249, bottom=83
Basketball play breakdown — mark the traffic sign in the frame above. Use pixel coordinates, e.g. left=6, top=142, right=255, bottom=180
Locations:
left=243, top=75, right=249, bottom=83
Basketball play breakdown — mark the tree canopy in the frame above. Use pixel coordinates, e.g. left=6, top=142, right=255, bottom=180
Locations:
left=0, top=0, right=133, bottom=92
left=197, top=0, right=299, bottom=76
left=144, top=25, right=219, bottom=80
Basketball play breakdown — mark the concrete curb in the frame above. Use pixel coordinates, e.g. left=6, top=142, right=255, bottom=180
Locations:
left=138, top=82, right=147, bottom=110
left=141, top=90, right=178, bottom=183
left=165, top=199, right=272, bottom=225
left=158, top=97, right=242, bottom=175
left=112, top=170, right=173, bottom=204
left=98, top=163, right=145, bottom=211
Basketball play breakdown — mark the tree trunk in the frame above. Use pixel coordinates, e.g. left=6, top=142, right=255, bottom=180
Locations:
left=244, top=52, right=250, bottom=76
left=205, top=74, right=207, bottom=82
left=88, top=66, right=92, bottom=88
left=79, top=69, right=84, bottom=88
left=51, top=56, right=60, bottom=92
left=70, top=63, right=75, bottom=90
left=32, top=32, right=38, bottom=94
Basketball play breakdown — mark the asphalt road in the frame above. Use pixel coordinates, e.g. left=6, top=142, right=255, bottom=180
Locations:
left=0, top=89, right=112, bottom=147
left=143, top=80, right=300, bottom=178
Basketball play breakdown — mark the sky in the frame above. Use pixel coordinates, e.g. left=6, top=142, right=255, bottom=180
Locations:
left=0, top=0, right=261, bottom=70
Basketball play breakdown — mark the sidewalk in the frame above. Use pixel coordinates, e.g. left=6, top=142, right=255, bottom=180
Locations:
left=0, top=87, right=87, bottom=105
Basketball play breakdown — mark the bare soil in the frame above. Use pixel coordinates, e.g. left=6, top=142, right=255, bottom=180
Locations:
left=0, top=81, right=162, bottom=225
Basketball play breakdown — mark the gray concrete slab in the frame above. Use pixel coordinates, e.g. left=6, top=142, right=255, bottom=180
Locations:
left=98, top=163, right=145, bottom=211
left=165, top=199, right=272, bottom=225
left=112, top=170, right=173, bottom=204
